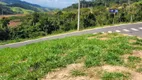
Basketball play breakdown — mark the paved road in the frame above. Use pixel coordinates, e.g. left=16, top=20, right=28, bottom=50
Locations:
left=0, top=23, right=142, bottom=49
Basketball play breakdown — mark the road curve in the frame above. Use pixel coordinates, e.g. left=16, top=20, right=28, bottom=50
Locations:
left=0, top=23, right=142, bottom=49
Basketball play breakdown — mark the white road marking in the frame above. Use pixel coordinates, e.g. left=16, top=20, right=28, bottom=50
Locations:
left=139, top=27, right=142, bottom=30
left=131, top=28, right=139, bottom=31
left=108, top=31, right=112, bottom=33
left=123, top=29, right=130, bottom=32
left=116, top=30, right=121, bottom=33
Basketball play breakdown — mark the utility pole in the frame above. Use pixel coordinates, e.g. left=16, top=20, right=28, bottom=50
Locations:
left=77, top=0, right=80, bottom=31
left=128, top=0, right=132, bottom=22
left=128, top=0, right=130, bottom=6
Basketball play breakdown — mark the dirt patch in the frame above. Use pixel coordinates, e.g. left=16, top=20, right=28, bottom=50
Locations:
left=102, top=65, right=128, bottom=72
left=88, top=36, right=97, bottom=40
left=129, top=40, right=137, bottom=43
left=122, top=50, right=142, bottom=63
left=42, top=63, right=142, bottom=80
left=132, top=51, right=142, bottom=58
left=42, top=63, right=86, bottom=80
left=98, top=37, right=109, bottom=40
left=9, top=20, right=21, bottom=27
left=0, top=14, right=25, bottom=19
left=42, top=63, right=100, bottom=80
left=102, top=65, right=142, bottom=80
left=88, top=33, right=110, bottom=40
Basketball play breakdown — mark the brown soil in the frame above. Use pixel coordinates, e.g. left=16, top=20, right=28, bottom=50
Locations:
left=9, top=20, right=21, bottom=27
left=0, top=14, right=24, bottom=19
left=42, top=63, right=142, bottom=80
left=102, top=65, right=142, bottom=80
left=42, top=63, right=100, bottom=80
left=129, top=40, right=137, bottom=43
left=42, top=51, right=142, bottom=80
left=132, top=50, right=142, bottom=58
left=88, top=33, right=109, bottom=40
left=42, top=63, right=85, bottom=80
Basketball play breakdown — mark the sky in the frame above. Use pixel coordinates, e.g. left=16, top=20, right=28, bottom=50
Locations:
left=22, top=0, right=77, bottom=9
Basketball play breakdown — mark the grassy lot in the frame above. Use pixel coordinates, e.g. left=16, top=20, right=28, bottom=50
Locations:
left=0, top=33, right=142, bottom=80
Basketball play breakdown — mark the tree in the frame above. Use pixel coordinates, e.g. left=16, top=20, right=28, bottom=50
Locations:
left=30, top=12, right=40, bottom=26
left=0, top=17, right=10, bottom=40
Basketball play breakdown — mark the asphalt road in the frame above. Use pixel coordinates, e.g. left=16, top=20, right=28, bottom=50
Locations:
left=0, top=23, right=142, bottom=49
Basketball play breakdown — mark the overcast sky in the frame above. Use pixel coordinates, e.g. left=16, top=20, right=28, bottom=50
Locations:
left=22, top=0, right=77, bottom=9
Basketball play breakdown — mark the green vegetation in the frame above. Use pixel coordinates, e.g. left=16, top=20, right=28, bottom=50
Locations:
left=0, top=0, right=50, bottom=14
left=0, top=0, right=142, bottom=43
left=0, top=2, right=7, bottom=5
left=125, top=56, right=142, bottom=68
left=10, top=7, right=34, bottom=14
left=0, top=33, right=142, bottom=79
left=71, top=70, right=87, bottom=77
left=0, top=0, right=142, bottom=80
left=137, top=67, right=142, bottom=73
left=101, top=72, right=130, bottom=80
left=0, top=4, right=14, bottom=14
left=128, top=56, right=141, bottom=62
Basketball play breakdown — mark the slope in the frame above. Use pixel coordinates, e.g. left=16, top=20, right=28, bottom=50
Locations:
left=0, top=0, right=51, bottom=14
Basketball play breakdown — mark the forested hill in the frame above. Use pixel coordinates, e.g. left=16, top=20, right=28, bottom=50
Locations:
left=0, top=0, right=52, bottom=14
left=64, top=0, right=142, bottom=9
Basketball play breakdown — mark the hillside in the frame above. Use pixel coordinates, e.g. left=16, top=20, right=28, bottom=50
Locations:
left=64, top=0, right=142, bottom=10
left=0, top=0, right=51, bottom=14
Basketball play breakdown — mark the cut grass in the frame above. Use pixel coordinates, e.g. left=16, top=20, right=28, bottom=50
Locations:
left=0, top=33, right=142, bottom=80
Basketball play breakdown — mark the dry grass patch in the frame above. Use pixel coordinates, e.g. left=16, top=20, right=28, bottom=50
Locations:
left=132, top=50, right=142, bottom=58
left=87, top=33, right=126, bottom=41
left=129, top=39, right=137, bottom=43
left=42, top=63, right=102, bottom=80
left=88, top=33, right=110, bottom=40
left=101, top=65, right=142, bottom=80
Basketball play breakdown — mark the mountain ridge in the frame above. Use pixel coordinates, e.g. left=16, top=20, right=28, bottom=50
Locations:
left=0, top=0, right=53, bottom=14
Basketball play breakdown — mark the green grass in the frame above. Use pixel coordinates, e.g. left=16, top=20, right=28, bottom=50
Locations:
left=125, top=56, right=142, bottom=68
left=128, top=56, right=141, bottom=63
left=101, top=72, right=131, bottom=80
left=10, top=7, right=34, bottom=14
left=71, top=70, right=86, bottom=77
left=0, top=1, right=7, bottom=5
left=0, top=33, right=142, bottom=80
left=134, top=38, right=142, bottom=45
left=137, top=67, right=142, bottom=73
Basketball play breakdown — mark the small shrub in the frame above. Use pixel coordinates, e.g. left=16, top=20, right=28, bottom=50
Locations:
left=136, top=67, right=142, bottom=73
left=103, top=52, right=124, bottom=65
left=71, top=70, right=86, bottom=77
left=128, top=56, right=141, bottom=63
